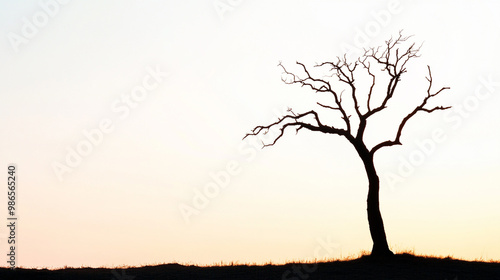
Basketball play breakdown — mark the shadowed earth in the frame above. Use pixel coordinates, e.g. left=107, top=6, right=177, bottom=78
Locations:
left=1, top=254, right=499, bottom=280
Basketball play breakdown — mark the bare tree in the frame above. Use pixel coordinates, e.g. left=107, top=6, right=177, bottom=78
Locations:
left=244, top=32, right=450, bottom=257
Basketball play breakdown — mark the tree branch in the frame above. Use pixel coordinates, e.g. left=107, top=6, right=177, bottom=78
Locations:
left=358, top=57, right=376, bottom=112
left=246, top=32, right=450, bottom=155
left=279, top=61, right=352, bottom=133
left=317, top=57, right=362, bottom=119
left=370, top=66, right=450, bottom=154
left=363, top=31, right=421, bottom=119
left=243, top=110, right=349, bottom=148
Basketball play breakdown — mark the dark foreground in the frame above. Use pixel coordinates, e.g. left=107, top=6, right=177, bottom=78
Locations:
left=1, top=254, right=499, bottom=280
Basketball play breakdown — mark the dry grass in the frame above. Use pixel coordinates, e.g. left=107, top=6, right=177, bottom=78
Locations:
left=2, top=250, right=499, bottom=280
left=4, top=249, right=498, bottom=271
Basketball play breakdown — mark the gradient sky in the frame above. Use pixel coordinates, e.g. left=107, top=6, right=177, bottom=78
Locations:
left=0, top=0, right=499, bottom=268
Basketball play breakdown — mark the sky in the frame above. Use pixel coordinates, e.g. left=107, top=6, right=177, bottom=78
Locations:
left=0, top=0, right=499, bottom=269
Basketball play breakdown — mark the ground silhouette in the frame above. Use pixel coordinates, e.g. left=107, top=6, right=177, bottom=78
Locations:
left=1, top=254, right=499, bottom=280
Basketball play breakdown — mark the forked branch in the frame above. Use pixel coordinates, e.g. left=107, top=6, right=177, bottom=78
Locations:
left=246, top=32, right=450, bottom=153
left=363, top=31, right=422, bottom=119
left=279, top=61, right=351, bottom=133
left=243, top=110, right=349, bottom=147
left=371, top=66, right=450, bottom=154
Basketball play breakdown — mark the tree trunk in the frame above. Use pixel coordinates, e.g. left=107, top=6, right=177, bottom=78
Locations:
left=358, top=147, right=394, bottom=257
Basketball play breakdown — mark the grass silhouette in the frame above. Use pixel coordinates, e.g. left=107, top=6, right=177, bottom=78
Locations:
left=1, top=252, right=499, bottom=280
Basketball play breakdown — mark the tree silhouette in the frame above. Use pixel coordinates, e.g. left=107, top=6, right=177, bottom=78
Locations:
left=244, top=32, right=450, bottom=257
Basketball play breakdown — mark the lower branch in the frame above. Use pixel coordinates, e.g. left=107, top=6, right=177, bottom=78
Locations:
left=244, top=110, right=349, bottom=147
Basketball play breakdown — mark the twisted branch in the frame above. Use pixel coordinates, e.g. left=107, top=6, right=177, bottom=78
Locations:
left=371, top=66, right=450, bottom=154
left=246, top=32, right=450, bottom=154
left=243, top=110, right=349, bottom=147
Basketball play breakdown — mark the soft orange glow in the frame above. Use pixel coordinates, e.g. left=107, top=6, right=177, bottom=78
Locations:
left=0, top=1, right=499, bottom=269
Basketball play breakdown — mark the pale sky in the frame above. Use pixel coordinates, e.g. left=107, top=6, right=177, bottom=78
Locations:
left=0, top=0, right=499, bottom=268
